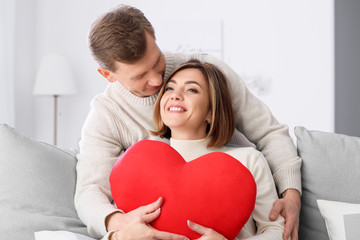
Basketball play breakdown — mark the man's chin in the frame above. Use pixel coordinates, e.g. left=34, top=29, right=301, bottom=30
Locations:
left=147, top=87, right=161, bottom=96
left=135, top=88, right=160, bottom=98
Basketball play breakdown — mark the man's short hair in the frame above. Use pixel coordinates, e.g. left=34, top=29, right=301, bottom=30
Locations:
left=89, top=5, right=155, bottom=71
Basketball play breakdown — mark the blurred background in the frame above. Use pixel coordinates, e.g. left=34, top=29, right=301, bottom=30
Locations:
left=0, top=0, right=358, bottom=149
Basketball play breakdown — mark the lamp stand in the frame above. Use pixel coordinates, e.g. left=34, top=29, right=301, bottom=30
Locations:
left=54, top=95, right=58, bottom=145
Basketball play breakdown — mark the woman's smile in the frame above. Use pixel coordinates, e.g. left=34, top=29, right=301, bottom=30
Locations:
left=168, top=105, right=187, bottom=112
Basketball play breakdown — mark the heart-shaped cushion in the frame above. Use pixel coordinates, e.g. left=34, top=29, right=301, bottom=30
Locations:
left=110, top=140, right=256, bottom=240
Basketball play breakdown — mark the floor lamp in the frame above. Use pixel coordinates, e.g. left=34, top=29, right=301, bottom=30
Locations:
left=33, top=54, right=77, bottom=145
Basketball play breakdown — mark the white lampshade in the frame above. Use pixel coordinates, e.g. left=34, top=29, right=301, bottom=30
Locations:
left=33, top=54, right=77, bottom=96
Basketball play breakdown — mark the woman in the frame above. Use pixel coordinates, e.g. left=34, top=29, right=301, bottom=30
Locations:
left=151, top=59, right=285, bottom=239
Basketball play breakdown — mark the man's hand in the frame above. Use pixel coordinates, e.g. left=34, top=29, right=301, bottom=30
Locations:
left=269, top=189, right=301, bottom=240
left=106, top=197, right=189, bottom=240
left=187, top=220, right=227, bottom=240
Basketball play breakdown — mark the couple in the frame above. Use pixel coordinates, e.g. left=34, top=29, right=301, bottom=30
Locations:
left=75, top=4, right=301, bottom=240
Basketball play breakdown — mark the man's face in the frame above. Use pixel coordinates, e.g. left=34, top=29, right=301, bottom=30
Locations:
left=100, top=32, right=166, bottom=97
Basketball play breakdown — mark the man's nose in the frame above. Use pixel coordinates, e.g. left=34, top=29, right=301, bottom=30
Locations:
left=148, top=71, right=163, bottom=87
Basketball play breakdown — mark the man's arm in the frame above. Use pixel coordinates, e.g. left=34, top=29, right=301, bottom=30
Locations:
left=75, top=101, right=124, bottom=238
left=186, top=53, right=302, bottom=194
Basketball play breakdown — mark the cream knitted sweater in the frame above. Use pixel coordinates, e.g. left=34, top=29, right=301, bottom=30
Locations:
left=75, top=52, right=301, bottom=238
left=170, top=138, right=284, bottom=240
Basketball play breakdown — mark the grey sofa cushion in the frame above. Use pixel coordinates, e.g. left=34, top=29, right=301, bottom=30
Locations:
left=295, top=126, right=360, bottom=240
left=0, top=124, right=89, bottom=239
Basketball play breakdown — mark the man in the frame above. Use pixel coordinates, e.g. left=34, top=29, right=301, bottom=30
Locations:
left=75, top=5, right=301, bottom=240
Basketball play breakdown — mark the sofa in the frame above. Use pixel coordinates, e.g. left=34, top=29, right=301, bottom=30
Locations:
left=1, top=123, right=359, bottom=239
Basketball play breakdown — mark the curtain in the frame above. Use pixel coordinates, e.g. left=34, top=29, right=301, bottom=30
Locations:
left=0, top=0, right=15, bottom=126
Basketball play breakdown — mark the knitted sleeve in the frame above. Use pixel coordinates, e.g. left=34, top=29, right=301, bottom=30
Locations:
left=75, top=96, right=126, bottom=238
left=242, top=151, right=285, bottom=240
left=185, top=53, right=302, bottom=195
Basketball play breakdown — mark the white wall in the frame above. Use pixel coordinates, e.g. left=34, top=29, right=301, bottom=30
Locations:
left=13, top=0, right=37, bottom=138
left=0, top=0, right=15, bottom=127
left=9, top=0, right=334, bottom=148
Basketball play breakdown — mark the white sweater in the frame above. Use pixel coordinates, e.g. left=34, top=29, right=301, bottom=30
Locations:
left=170, top=138, right=285, bottom=240
left=75, top=52, right=301, bottom=238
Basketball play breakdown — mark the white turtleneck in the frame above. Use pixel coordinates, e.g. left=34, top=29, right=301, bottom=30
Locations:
left=170, top=138, right=284, bottom=240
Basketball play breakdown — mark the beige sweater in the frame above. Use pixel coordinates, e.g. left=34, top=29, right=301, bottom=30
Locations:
left=170, top=138, right=285, bottom=240
left=75, top=52, right=302, bottom=238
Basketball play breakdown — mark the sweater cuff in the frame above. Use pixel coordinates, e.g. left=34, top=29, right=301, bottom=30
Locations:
left=101, top=231, right=113, bottom=240
left=90, top=203, right=122, bottom=237
left=273, top=167, right=302, bottom=196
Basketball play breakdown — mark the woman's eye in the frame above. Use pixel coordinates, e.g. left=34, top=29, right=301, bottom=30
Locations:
left=164, top=86, right=173, bottom=92
left=187, top=88, right=199, bottom=93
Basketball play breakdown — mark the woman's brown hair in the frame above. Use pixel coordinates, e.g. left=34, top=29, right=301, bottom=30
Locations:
left=152, top=59, right=235, bottom=148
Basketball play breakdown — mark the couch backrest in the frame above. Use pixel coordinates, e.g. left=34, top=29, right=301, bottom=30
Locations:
left=295, top=126, right=360, bottom=240
left=0, top=124, right=89, bottom=239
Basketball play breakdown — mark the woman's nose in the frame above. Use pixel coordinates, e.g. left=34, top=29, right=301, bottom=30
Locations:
left=170, top=90, right=182, bottom=101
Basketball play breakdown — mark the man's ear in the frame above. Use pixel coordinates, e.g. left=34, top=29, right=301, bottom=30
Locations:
left=97, top=67, right=116, bottom=83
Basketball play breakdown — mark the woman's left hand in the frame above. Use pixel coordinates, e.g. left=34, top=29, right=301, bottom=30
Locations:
left=187, top=220, right=227, bottom=240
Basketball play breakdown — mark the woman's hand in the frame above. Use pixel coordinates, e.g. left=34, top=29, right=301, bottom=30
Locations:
left=187, top=220, right=227, bottom=240
left=269, top=189, right=301, bottom=240
left=107, top=197, right=189, bottom=240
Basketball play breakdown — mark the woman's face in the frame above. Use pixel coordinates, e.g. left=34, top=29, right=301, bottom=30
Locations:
left=160, top=68, right=211, bottom=140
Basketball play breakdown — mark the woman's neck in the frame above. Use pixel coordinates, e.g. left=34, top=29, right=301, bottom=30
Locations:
left=170, top=129, right=207, bottom=141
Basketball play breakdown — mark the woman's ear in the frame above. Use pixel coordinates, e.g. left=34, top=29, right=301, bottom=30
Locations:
left=206, top=111, right=212, bottom=124
left=97, top=67, right=116, bottom=83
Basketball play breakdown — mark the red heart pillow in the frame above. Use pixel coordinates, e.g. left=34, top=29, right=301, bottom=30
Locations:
left=110, top=140, right=256, bottom=240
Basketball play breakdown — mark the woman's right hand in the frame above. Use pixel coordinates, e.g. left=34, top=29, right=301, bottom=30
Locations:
left=106, top=197, right=189, bottom=240
left=187, top=220, right=227, bottom=240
